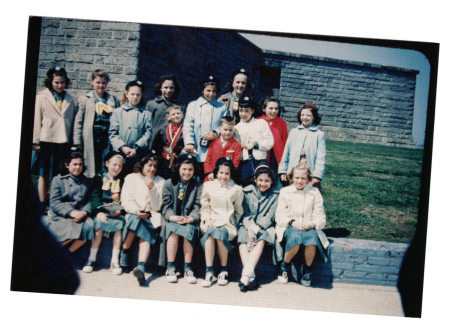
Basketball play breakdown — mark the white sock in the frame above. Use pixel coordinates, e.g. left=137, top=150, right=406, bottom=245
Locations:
left=111, top=249, right=120, bottom=264
left=88, top=248, right=99, bottom=262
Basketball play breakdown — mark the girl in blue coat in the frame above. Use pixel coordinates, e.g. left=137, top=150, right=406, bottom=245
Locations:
left=161, top=154, right=202, bottom=284
left=237, top=165, right=279, bottom=292
left=279, top=103, right=326, bottom=191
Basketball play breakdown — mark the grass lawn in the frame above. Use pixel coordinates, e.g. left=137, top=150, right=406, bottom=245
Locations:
left=322, top=140, right=423, bottom=244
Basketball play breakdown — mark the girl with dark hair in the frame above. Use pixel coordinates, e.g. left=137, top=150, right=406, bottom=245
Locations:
left=33, top=67, right=78, bottom=204
left=278, top=103, right=326, bottom=191
left=120, top=151, right=165, bottom=285
left=146, top=74, right=183, bottom=147
left=45, top=151, right=93, bottom=254
left=237, top=165, right=279, bottom=292
left=199, top=157, right=243, bottom=287
left=161, top=154, right=202, bottom=284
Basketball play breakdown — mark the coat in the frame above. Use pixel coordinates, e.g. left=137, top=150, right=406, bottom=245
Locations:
left=200, top=179, right=243, bottom=241
left=183, top=97, right=229, bottom=162
left=278, top=124, right=326, bottom=180
left=258, top=115, right=288, bottom=164
left=217, top=92, right=239, bottom=120
left=274, top=184, right=329, bottom=249
left=121, top=173, right=164, bottom=228
left=73, top=91, right=121, bottom=178
left=33, top=88, right=77, bottom=144
left=235, top=117, right=274, bottom=161
left=46, top=174, right=93, bottom=242
left=203, top=136, right=241, bottom=177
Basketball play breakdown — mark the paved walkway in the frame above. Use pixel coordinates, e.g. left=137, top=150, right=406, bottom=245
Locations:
left=75, top=268, right=404, bottom=317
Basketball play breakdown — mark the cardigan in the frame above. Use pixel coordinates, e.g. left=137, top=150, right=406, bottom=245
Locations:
left=257, top=115, right=288, bottom=164
left=275, top=184, right=328, bottom=249
left=33, top=88, right=77, bottom=144
left=200, top=179, right=243, bottom=241
left=278, top=124, right=326, bottom=180
left=203, top=136, right=241, bottom=177
left=73, top=91, right=121, bottom=178
left=234, top=117, right=274, bottom=161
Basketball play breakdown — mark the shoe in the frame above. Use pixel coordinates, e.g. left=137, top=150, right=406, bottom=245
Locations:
left=111, top=262, right=122, bottom=275
left=247, top=278, right=258, bottom=291
left=202, top=272, right=213, bottom=287
left=300, top=265, right=312, bottom=287
left=122, top=266, right=131, bottom=274
left=82, top=260, right=95, bottom=273
left=278, top=271, right=288, bottom=284
left=165, top=269, right=178, bottom=283
left=238, top=282, right=248, bottom=292
left=133, top=267, right=146, bottom=286
left=184, top=270, right=197, bottom=284
left=217, top=271, right=228, bottom=286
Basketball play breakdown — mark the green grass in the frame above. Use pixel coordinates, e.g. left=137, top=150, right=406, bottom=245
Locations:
left=322, top=140, right=423, bottom=243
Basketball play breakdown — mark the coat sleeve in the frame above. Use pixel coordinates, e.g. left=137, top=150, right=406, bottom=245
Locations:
left=203, top=142, right=215, bottom=175
left=109, top=108, right=126, bottom=151
left=33, top=94, right=43, bottom=144
left=134, top=110, right=153, bottom=151
left=80, top=182, right=92, bottom=215
left=256, top=121, right=274, bottom=151
left=278, top=129, right=294, bottom=175
left=148, top=177, right=164, bottom=212
left=91, top=175, right=103, bottom=213
left=49, top=177, right=73, bottom=218
left=241, top=195, right=256, bottom=229
left=161, top=180, right=175, bottom=221
left=189, top=184, right=202, bottom=225
left=233, top=187, right=244, bottom=224
left=73, top=96, right=86, bottom=146
left=313, top=130, right=326, bottom=180
left=275, top=190, right=291, bottom=228
left=256, top=193, right=278, bottom=230
left=310, top=189, right=326, bottom=230
left=121, top=175, right=140, bottom=214
left=183, top=102, right=195, bottom=146
left=232, top=141, right=242, bottom=169
left=199, top=184, right=212, bottom=223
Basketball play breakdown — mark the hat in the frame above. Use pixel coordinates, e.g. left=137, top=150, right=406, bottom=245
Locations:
left=238, top=96, right=257, bottom=109
left=177, top=153, right=197, bottom=164
left=300, top=103, right=318, bottom=113
left=200, top=75, right=220, bottom=87
left=103, top=150, right=126, bottom=163
left=47, top=67, right=67, bottom=78
left=231, top=68, right=249, bottom=79
left=136, top=148, right=157, bottom=162
left=125, top=80, right=145, bottom=92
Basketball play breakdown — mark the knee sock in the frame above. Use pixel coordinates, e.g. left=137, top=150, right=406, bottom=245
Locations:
left=206, top=266, right=214, bottom=275
left=88, top=248, right=98, bottom=262
left=220, top=265, right=228, bottom=273
left=120, top=248, right=130, bottom=266
left=111, top=249, right=120, bottom=264
left=303, top=264, right=312, bottom=273
left=184, top=262, right=192, bottom=272
left=137, top=262, right=145, bottom=273
left=281, top=260, right=290, bottom=273
left=167, top=261, right=176, bottom=271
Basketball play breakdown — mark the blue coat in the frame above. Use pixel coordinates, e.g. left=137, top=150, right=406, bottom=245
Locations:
left=183, top=97, right=229, bottom=162
left=278, top=124, right=326, bottom=180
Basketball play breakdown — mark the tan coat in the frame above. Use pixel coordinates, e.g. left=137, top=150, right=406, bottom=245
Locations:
left=33, top=88, right=77, bottom=144
left=200, top=179, right=244, bottom=241
left=275, top=184, right=329, bottom=249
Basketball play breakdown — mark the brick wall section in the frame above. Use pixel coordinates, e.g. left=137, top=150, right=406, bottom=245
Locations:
left=263, top=50, right=418, bottom=148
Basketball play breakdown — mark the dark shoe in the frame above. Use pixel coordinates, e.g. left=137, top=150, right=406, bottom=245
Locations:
left=122, top=266, right=131, bottom=274
left=82, top=260, right=95, bottom=273
left=133, top=267, right=146, bottom=286
left=247, top=278, right=258, bottom=291
left=238, top=282, right=248, bottom=292
left=300, top=265, right=312, bottom=287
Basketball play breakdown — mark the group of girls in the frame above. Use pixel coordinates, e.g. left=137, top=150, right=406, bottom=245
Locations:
left=34, top=66, right=327, bottom=291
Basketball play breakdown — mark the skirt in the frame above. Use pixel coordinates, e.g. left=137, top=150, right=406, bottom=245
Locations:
left=284, top=227, right=326, bottom=261
left=94, top=214, right=126, bottom=233
left=46, top=216, right=94, bottom=243
left=165, top=221, right=198, bottom=246
left=237, top=225, right=274, bottom=245
left=200, top=226, right=233, bottom=252
left=35, top=142, right=71, bottom=178
left=123, top=214, right=159, bottom=245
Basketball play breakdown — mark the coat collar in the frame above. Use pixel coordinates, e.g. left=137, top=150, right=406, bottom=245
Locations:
left=284, top=184, right=314, bottom=193
left=123, top=103, right=144, bottom=112
left=297, top=124, right=318, bottom=131
left=197, top=96, right=221, bottom=108
left=43, top=88, right=73, bottom=114
left=211, top=178, right=236, bottom=190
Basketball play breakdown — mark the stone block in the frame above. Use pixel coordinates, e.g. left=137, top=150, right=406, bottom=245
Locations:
left=77, top=31, right=113, bottom=39
left=45, top=28, right=65, bottom=37
left=344, top=271, right=367, bottom=279
left=97, top=40, right=139, bottom=48
left=101, top=22, right=140, bottom=32
left=367, top=257, right=391, bottom=266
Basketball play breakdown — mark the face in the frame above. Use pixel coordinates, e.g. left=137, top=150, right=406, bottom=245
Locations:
left=300, top=108, right=314, bottom=128
left=167, top=108, right=183, bottom=125
left=220, top=123, right=234, bottom=141
left=141, top=159, right=158, bottom=177
left=125, top=86, right=142, bottom=107
left=264, top=101, right=279, bottom=121
left=239, top=107, right=254, bottom=123
left=65, top=158, right=84, bottom=177
left=179, top=163, right=194, bottom=183
left=232, top=74, right=247, bottom=96
left=52, top=75, right=66, bottom=93
left=161, top=80, right=175, bottom=100
left=293, top=169, right=309, bottom=190
left=217, top=165, right=231, bottom=185
left=105, top=156, right=123, bottom=178
left=92, top=76, right=108, bottom=97
left=255, top=173, right=273, bottom=193
left=202, top=84, right=217, bottom=102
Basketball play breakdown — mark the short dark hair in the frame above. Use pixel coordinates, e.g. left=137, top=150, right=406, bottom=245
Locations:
left=62, top=151, right=86, bottom=175
left=154, top=74, right=181, bottom=100
left=225, top=69, right=253, bottom=93
left=91, top=69, right=110, bottom=82
left=171, top=158, right=197, bottom=183
left=133, top=155, right=160, bottom=174
left=44, top=67, right=70, bottom=89
left=297, top=103, right=321, bottom=126
left=212, top=158, right=236, bottom=180
left=253, top=165, right=276, bottom=187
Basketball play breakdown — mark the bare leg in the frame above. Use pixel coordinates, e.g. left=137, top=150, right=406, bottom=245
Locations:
left=166, top=233, right=179, bottom=262
left=91, top=229, right=103, bottom=249
left=38, top=176, right=49, bottom=203
left=204, top=236, right=215, bottom=267
left=183, top=238, right=193, bottom=264
left=138, top=239, right=151, bottom=263
left=61, top=239, right=72, bottom=246
left=304, top=245, right=316, bottom=266
left=248, top=240, right=265, bottom=268
left=68, top=240, right=86, bottom=253
left=122, top=231, right=136, bottom=249
left=284, top=244, right=300, bottom=263
left=216, top=240, right=228, bottom=267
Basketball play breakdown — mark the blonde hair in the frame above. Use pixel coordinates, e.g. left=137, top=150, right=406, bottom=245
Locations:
left=166, top=104, right=181, bottom=115
left=288, top=163, right=313, bottom=184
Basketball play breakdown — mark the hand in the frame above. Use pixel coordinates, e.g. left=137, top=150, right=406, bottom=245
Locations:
left=70, top=210, right=87, bottom=223
left=309, top=178, right=321, bottom=186
left=127, top=148, right=137, bottom=158
left=244, top=143, right=254, bottom=150
left=96, top=212, right=108, bottom=223
left=300, top=221, right=315, bottom=231
left=182, top=216, right=194, bottom=224
left=122, top=146, right=132, bottom=156
left=249, top=223, right=260, bottom=234
left=136, top=210, right=150, bottom=219
left=109, top=210, right=122, bottom=218
left=202, top=219, right=213, bottom=232
left=32, top=144, right=40, bottom=153
left=291, top=219, right=303, bottom=231
left=280, top=174, right=288, bottom=182
left=185, top=144, right=195, bottom=153
left=207, top=173, right=214, bottom=181
left=144, top=175, right=155, bottom=190
left=203, top=132, right=216, bottom=141
left=169, top=215, right=184, bottom=223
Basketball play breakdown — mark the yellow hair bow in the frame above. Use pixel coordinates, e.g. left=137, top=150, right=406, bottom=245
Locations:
left=102, top=178, right=121, bottom=193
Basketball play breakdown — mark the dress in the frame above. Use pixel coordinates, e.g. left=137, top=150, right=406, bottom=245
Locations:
left=45, top=174, right=93, bottom=242
left=91, top=171, right=125, bottom=232
left=121, top=173, right=164, bottom=244
left=199, top=179, right=244, bottom=251
left=73, top=91, right=121, bottom=178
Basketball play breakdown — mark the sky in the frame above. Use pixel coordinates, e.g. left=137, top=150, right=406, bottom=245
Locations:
left=240, top=33, right=430, bottom=147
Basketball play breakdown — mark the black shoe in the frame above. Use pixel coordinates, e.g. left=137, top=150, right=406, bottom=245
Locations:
left=122, top=266, right=131, bottom=274
left=133, top=267, right=146, bottom=286
left=238, top=282, right=248, bottom=292
left=247, top=278, right=258, bottom=291
left=300, top=265, right=312, bottom=287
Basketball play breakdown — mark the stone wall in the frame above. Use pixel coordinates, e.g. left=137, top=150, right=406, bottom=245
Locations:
left=263, top=51, right=418, bottom=147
